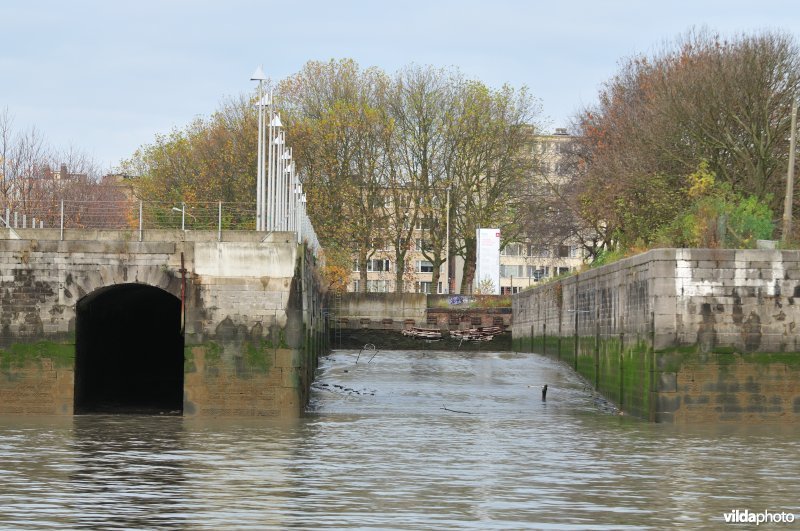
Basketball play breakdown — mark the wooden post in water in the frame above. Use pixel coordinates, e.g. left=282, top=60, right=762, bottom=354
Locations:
left=530, top=324, right=534, bottom=353
left=649, top=311, right=656, bottom=422
left=595, top=306, right=600, bottom=389
left=543, top=322, right=547, bottom=356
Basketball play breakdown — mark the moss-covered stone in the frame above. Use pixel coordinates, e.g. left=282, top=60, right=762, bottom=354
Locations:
left=244, top=339, right=273, bottom=373
left=0, top=340, right=75, bottom=371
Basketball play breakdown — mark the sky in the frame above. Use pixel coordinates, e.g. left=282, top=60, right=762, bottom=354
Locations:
left=1, top=0, right=799, bottom=171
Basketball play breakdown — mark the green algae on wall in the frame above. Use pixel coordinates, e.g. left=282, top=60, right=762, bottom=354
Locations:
left=0, top=340, right=75, bottom=371
left=244, top=339, right=274, bottom=373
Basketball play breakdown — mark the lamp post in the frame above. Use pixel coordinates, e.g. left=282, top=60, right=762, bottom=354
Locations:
left=268, top=112, right=282, bottom=231
left=783, top=100, right=798, bottom=243
left=171, top=203, right=195, bottom=231
left=283, top=147, right=293, bottom=231
left=251, top=66, right=267, bottom=231
left=444, top=186, right=450, bottom=294
left=274, top=129, right=286, bottom=230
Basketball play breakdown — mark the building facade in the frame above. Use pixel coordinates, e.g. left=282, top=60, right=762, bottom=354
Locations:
left=347, top=129, right=586, bottom=294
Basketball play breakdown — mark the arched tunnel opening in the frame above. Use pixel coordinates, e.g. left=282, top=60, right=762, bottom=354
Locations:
left=74, top=283, right=184, bottom=415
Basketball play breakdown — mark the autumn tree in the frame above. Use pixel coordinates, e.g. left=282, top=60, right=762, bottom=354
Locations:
left=280, top=60, right=393, bottom=292
left=571, top=29, right=800, bottom=251
left=122, top=95, right=257, bottom=207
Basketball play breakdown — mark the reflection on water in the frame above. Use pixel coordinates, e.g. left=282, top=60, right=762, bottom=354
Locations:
left=1, top=350, right=799, bottom=529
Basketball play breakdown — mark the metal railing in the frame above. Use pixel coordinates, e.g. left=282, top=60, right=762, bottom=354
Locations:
left=0, top=199, right=322, bottom=255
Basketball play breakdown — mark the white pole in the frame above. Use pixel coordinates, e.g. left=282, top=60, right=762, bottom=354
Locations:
left=255, top=80, right=263, bottom=231
left=218, top=201, right=222, bottom=241
left=276, top=131, right=285, bottom=230
left=261, top=91, right=272, bottom=230
left=783, top=100, right=797, bottom=242
left=139, top=201, right=143, bottom=241
left=181, top=202, right=185, bottom=232
left=445, top=186, right=450, bottom=294
left=60, top=200, right=64, bottom=241
left=267, top=107, right=275, bottom=231
left=280, top=133, right=286, bottom=230
left=251, top=66, right=267, bottom=231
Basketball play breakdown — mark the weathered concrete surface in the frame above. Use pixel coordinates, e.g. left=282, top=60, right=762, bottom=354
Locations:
left=0, top=230, right=327, bottom=417
left=512, top=248, right=800, bottom=423
left=334, top=293, right=427, bottom=324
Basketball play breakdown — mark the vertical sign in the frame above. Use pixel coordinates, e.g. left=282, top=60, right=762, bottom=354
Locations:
left=475, top=228, right=500, bottom=295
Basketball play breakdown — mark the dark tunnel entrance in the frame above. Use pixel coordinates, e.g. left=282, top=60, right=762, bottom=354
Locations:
left=74, top=283, right=184, bottom=415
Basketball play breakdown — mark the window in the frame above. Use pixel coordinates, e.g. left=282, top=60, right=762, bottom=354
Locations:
left=501, top=286, right=521, bottom=295
left=558, top=245, right=570, bottom=258
left=558, top=267, right=570, bottom=276
left=437, top=281, right=444, bottom=294
left=367, top=280, right=389, bottom=292
left=416, top=260, right=434, bottom=273
left=415, top=281, right=432, bottom=294
left=415, top=239, right=431, bottom=252
left=352, top=280, right=360, bottom=292
left=528, top=266, right=548, bottom=281
left=367, top=259, right=391, bottom=272
left=501, top=243, right=523, bottom=256
left=569, top=245, right=581, bottom=259
left=528, top=245, right=550, bottom=258
left=352, top=260, right=360, bottom=272
left=415, top=218, right=433, bottom=230
left=500, top=265, right=523, bottom=278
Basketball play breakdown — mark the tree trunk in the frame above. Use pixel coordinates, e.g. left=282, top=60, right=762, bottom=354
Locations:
left=460, top=235, right=476, bottom=294
left=394, top=250, right=406, bottom=293
left=359, top=252, right=368, bottom=293
left=430, top=261, right=440, bottom=295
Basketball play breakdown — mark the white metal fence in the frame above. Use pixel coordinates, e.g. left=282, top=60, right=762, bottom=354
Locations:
left=0, top=199, right=322, bottom=255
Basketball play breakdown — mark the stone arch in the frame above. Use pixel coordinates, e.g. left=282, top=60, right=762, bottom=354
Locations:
left=66, top=263, right=182, bottom=304
left=73, top=281, right=184, bottom=414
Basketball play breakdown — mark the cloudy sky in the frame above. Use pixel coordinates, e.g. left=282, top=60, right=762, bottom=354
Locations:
left=1, top=0, right=798, bottom=170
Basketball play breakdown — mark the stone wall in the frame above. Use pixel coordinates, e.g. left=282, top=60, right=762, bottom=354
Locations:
left=512, top=248, right=800, bottom=423
left=0, top=230, right=327, bottom=417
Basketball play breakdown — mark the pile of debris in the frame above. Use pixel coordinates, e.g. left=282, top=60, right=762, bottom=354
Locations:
left=449, top=326, right=504, bottom=342
left=401, top=327, right=443, bottom=340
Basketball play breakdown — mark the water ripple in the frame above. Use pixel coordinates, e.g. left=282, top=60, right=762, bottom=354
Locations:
left=1, top=350, right=799, bottom=529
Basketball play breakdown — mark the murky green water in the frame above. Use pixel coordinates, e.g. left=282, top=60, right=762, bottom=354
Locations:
left=1, top=350, right=798, bottom=529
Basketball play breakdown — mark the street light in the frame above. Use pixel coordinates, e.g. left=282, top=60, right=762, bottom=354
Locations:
left=268, top=112, right=283, bottom=231
left=251, top=65, right=267, bottom=231
left=273, top=129, right=285, bottom=230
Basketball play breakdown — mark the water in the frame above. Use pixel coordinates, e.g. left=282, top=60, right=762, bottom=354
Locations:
left=1, top=349, right=799, bottom=529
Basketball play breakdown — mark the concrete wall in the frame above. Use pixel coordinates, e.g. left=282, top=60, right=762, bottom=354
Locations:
left=333, top=293, right=427, bottom=328
left=0, top=230, right=327, bottom=417
left=512, top=248, right=800, bottom=423
left=331, top=293, right=512, bottom=330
